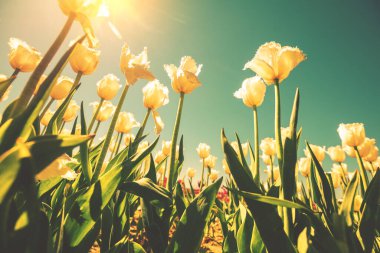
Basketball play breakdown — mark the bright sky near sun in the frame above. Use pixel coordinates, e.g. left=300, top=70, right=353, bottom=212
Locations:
left=0, top=0, right=380, bottom=182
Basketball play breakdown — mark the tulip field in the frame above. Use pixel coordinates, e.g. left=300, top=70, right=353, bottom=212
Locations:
left=0, top=1, right=379, bottom=253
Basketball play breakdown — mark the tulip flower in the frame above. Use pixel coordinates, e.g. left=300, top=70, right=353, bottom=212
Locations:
left=162, top=141, right=172, bottom=156
left=141, top=80, right=169, bottom=134
left=197, top=143, right=211, bottom=159
left=35, top=154, right=78, bottom=181
left=187, top=167, right=196, bottom=179
left=244, top=41, right=306, bottom=85
left=337, top=123, right=366, bottom=147
left=96, top=74, right=121, bottom=100
left=155, top=150, right=166, bottom=164
left=230, top=141, right=249, bottom=157
left=332, top=163, right=348, bottom=177
left=115, top=112, right=140, bottom=134
left=330, top=171, right=341, bottom=189
left=204, top=155, right=217, bottom=169
left=327, top=145, right=346, bottom=163
left=354, top=195, right=363, bottom=212
left=223, top=159, right=231, bottom=175
left=69, top=39, right=100, bottom=75
left=262, top=154, right=272, bottom=166
left=124, top=133, right=135, bottom=146
left=120, top=44, right=155, bottom=85
left=234, top=76, right=266, bottom=108
left=304, top=144, right=326, bottom=162
left=265, top=166, right=280, bottom=182
left=90, top=101, right=115, bottom=122
left=299, top=157, right=311, bottom=177
left=164, top=56, right=202, bottom=94
left=40, top=110, right=54, bottom=127
left=209, top=169, right=219, bottom=183
left=50, top=76, right=74, bottom=100
left=63, top=100, right=80, bottom=122
left=364, top=145, right=378, bottom=162
left=260, top=137, right=276, bottom=156
left=8, top=38, right=42, bottom=73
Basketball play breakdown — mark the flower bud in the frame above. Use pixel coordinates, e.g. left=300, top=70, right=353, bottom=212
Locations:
left=50, top=76, right=74, bottom=100
left=204, top=155, right=217, bottom=168
left=354, top=195, right=362, bottom=212
left=260, top=137, right=276, bottom=156
left=69, top=40, right=100, bottom=75
left=97, top=74, right=121, bottom=100
left=40, top=110, right=54, bottom=126
left=327, top=145, right=345, bottom=163
left=124, top=133, right=135, bottom=146
left=187, top=167, right=196, bottom=178
left=63, top=100, right=80, bottom=122
left=364, top=145, right=378, bottom=162
left=162, top=141, right=171, bottom=156
left=234, top=76, right=266, bottom=107
left=209, top=169, right=219, bottom=182
left=143, top=80, right=169, bottom=110
left=115, top=112, right=140, bottom=133
left=299, top=157, right=311, bottom=177
left=58, top=0, right=102, bottom=17
left=8, top=38, right=42, bottom=72
left=90, top=101, right=115, bottom=122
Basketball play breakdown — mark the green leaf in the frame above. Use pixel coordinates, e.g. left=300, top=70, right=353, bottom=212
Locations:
left=174, top=181, right=187, bottom=217
left=109, top=236, right=146, bottom=253
left=168, top=135, right=184, bottom=192
left=79, top=102, right=92, bottom=185
left=236, top=204, right=253, bottom=253
left=0, top=75, right=16, bottom=101
left=339, top=170, right=359, bottom=226
left=166, top=177, right=223, bottom=253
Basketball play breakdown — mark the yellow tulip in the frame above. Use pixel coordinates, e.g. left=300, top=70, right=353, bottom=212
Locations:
left=137, top=141, right=149, bottom=154
left=337, top=123, right=366, bottom=147
left=40, top=110, right=54, bottom=126
left=33, top=74, right=47, bottom=95
left=327, top=145, right=346, bottom=163
left=162, top=141, right=171, bottom=156
left=234, top=76, right=266, bottom=107
left=90, top=101, right=115, bottom=122
left=96, top=74, right=121, bottom=100
left=196, top=143, right=210, bottom=159
left=330, top=171, right=341, bottom=189
left=204, top=155, right=217, bottom=168
left=8, top=38, right=42, bottom=72
left=299, top=157, right=311, bottom=177
left=69, top=40, right=100, bottom=75
left=142, top=80, right=169, bottom=110
left=344, top=138, right=375, bottom=157
left=304, top=144, right=326, bottom=162
left=120, top=44, right=155, bottom=85
left=154, top=150, right=166, bottom=164
left=35, top=154, right=78, bottom=181
left=124, top=133, right=135, bottom=146
left=50, top=76, right=74, bottom=100
left=364, top=145, right=378, bottom=162
left=266, top=166, right=280, bottom=181
left=115, top=112, right=140, bottom=133
left=244, top=41, right=306, bottom=84
left=231, top=141, right=249, bottom=157
left=260, top=137, right=276, bottom=156
left=63, top=100, right=80, bottom=122
left=332, top=163, right=348, bottom=177
left=209, top=169, right=219, bottom=182
left=223, top=159, right=231, bottom=174
left=187, top=167, right=196, bottom=178
left=354, top=195, right=362, bottom=212
left=261, top=154, right=272, bottom=166
left=58, top=0, right=102, bottom=17
left=164, top=56, right=202, bottom=94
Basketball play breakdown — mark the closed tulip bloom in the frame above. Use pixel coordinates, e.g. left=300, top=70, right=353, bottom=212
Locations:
left=327, top=145, right=346, bottom=163
left=36, top=154, right=78, bottom=181
left=69, top=40, right=100, bottom=74
left=337, top=123, right=366, bottom=147
left=187, top=167, right=196, bottom=178
left=63, top=100, right=80, bottom=122
left=223, top=159, right=231, bottom=174
left=58, top=0, right=102, bottom=17
left=197, top=143, right=210, bottom=159
left=40, top=110, right=54, bottom=126
left=115, top=112, right=140, bottom=133
left=354, top=195, right=362, bottom=212
left=332, top=163, right=348, bottom=177
left=260, top=137, right=276, bottom=156
left=209, top=169, right=219, bottom=182
left=120, top=44, right=155, bottom=85
left=364, top=146, right=379, bottom=162
left=90, top=101, right=115, bottom=122
left=97, top=74, right=121, bottom=100
left=231, top=141, right=249, bottom=157
left=162, top=141, right=172, bottom=156
left=244, top=41, right=306, bottom=84
left=143, top=80, right=169, bottom=110
left=124, top=133, right=135, bottom=146
left=8, top=38, right=42, bottom=72
left=299, top=157, right=311, bottom=177
left=343, top=145, right=356, bottom=158
left=164, top=56, right=202, bottom=94
left=304, top=144, right=326, bottom=162
left=154, top=150, right=166, bottom=164
left=33, top=74, right=47, bottom=95
left=261, top=154, right=272, bottom=166
left=234, top=76, right=266, bottom=107
left=50, top=76, right=74, bottom=100
left=330, top=171, right=341, bottom=189
left=204, top=155, right=217, bottom=168
left=350, top=138, right=375, bottom=157
left=266, top=166, right=280, bottom=181
left=137, top=141, right=149, bottom=154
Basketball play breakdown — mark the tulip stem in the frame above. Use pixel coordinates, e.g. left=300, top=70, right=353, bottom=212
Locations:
left=88, top=98, right=104, bottom=133
left=253, top=106, right=260, bottom=184
left=111, top=133, right=120, bottom=158
left=162, top=158, right=168, bottom=187
left=270, top=155, right=274, bottom=185
left=206, top=167, right=211, bottom=187
left=140, top=108, right=151, bottom=136
left=40, top=97, right=54, bottom=120
left=115, top=133, right=124, bottom=154
left=168, top=92, right=185, bottom=192
left=93, top=84, right=130, bottom=182
left=274, top=81, right=283, bottom=169
left=89, top=121, right=101, bottom=146
left=354, top=146, right=369, bottom=191
left=11, top=14, right=75, bottom=116
left=200, top=158, right=205, bottom=191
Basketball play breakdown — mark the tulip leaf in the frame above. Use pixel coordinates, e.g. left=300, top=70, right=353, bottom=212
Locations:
left=79, top=102, right=92, bottom=185
left=236, top=204, right=254, bottom=253
left=339, top=170, right=359, bottom=226
left=0, top=75, right=16, bottom=102
left=174, top=181, right=187, bottom=217
left=168, top=135, right=184, bottom=192
left=109, top=236, right=146, bottom=253
left=166, top=177, right=223, bottom=253
left=222, top=129, right=297, bottom=253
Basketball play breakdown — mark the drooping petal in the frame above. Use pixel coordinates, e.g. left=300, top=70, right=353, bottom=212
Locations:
left=277, top=46, right=306, bottom=82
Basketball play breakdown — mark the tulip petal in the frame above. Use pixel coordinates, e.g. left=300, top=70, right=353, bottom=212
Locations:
left=277, top=46, right=306, bottom=82
left=152, top=110, right=164, bottom=135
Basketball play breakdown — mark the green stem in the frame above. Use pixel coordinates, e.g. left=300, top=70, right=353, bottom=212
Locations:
left=59, top=122, right=66, bottom=133
left=93, top=85, right=130, bottom=182
left=40, top=97, right=54, bottom=120
left=270, top=156, right=274, bottom=185
left=11, top=14, right=75, bottom=116
left=89, top=121, right=101, bottom=146
left=354, top=146, right=369, bottom=191
left=88, top=98, right=104, bottom=133
left=274, top=81, right=283, bottom=169
left=206, top=167, right=211, bottom=187
left=253, top=106, right=260, bottom=184
left=200, top=158, right=205, bottom=191
left=115, top=133, right=124, bottom=154
left=110, top=133, right=120, bottom=158
left=168, top=93, right=185, bottom=191
left=139, top=108, right=151, bottom=135
left=162, top=158, right=168, bottom=187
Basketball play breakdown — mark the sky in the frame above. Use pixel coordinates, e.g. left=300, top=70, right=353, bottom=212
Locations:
left=0, top=0, right=379, bottom=183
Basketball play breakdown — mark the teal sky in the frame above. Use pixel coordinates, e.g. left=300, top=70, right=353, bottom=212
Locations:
left=0, top=0, right=379, bottom=182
